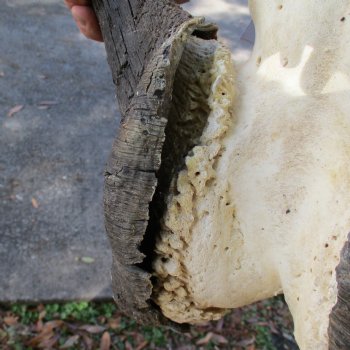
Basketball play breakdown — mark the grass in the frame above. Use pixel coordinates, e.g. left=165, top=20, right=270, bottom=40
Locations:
left=0, top=296, right=297, bottom=350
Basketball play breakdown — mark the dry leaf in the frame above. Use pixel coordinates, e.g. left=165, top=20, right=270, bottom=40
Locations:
left=38, top=101, right=58, bottom=106
left=79, top=325, right=105, bottom=334
left=125, top=341, right=133, bottom=350
left=28, top=330, right=54, bottom=347
left=0, top=329, right=7, bottom=340
left=31, top=197, right=39, bottom=208
left=236, top=337, right=255, bottom=347
left=108, top=317, right=120, bottom=330
left=27, top=320, right=64, bottom=347
left=41, top=320, right=64, bottom=333
left=7, top=105, right=24, bottom=117
left=37, top=105, right=49, bottom=110
left=215, top=318, right=224, bottom=332
left=196, top=332, right=213, bottom=346
left=4, top=316, right=18, bottom=326
left=100, top=331, right=111, bottom=350
left=81, top=256, right=95, bottom=264
left=38, top=74, right=47, bottom=80
left=38, top=335, right=59, bottom=349
left=38, top=310, right=46, bottom=321
left=60, top=335, right=80, bottom=349
left=135, top=340, right=148, bottom=350
left=0, top=71, right=4, bottom=77
left=36, top=319, right=44, bottom=332
left=211, top=334, right=228, bottom=344
left=82, top=334, right=93, bottom=350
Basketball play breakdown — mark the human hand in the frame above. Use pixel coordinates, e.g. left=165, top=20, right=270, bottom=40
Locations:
left=65, top=0, right=189, bottom=42
left=65, top=0, right=103, bottom=42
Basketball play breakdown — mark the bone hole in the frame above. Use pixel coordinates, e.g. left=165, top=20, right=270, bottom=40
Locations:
left=195, top=171, right=200, bottom=176
left=278, top=4, right=283, bottom=10
left=225, top=247, right=229, bottom=252
left=256, top=56, right=262, bottom=66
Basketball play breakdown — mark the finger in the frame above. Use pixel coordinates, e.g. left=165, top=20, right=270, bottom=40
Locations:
left=64, top=0, right=91, bottom=10
left=71, top=5, right=103, bottom=42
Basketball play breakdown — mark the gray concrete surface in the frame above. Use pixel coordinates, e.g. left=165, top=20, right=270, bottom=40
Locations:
left=0, top=0, right=251, bottom=302
left=0, top=0, right=116, bottom=302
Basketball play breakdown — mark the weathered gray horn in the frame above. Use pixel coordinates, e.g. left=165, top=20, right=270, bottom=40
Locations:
left=92, top=0, right=217, bottom=326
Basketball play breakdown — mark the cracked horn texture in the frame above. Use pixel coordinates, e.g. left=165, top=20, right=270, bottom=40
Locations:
left=91, top=0, right=215, bottom=325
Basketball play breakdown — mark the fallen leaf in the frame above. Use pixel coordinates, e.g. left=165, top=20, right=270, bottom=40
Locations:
left=81, top=256, right=95, bottom=264
left=38, top=100, right=58, bottom=106
left=236, top=337, right=256, bottom=347
left=0, top=71, right=4, bottom=77
left=37, top=105, right=49, bottom=110
left=60, top=335, right=80, bottom=349
left=100, top=331, right=111, bottom=350
left=0, top=329, right=7, bottom=340
left=4, top=316, right=18, bottom=326
left=38, top=335, right=59, bottom=349
left=215, top=318, right=224, bottom=332
left=37, top=304, right=45, bottom=312
left=268, top=321, right=279, bottom=334
left=125, top=341, right=133, bottom=350
left=196, top=332, right=213, bottom=346
left=28, top=320, right=64, bottom=346
left=38, top=74, right=47, bottom=80
left=82, top=334, right=93, bottom=350
left=211, top=334, right=228, bottom=344
left=31, top=197, right=39, bottom=208
left=108, top=317, right=120, bottom=329
left=42, top=320, right=64, bottom=332
left=38, top=309, right=46, bottom=321
left=98, top=316, right=106, bottom=324
left=36, top=319, right=44, bottom=332
left=282, top=331, right=296, bottom=342
left=79, top=325, right=105, bottom=334
left=27, top=329, right=54, bottom=347
left=7, top=105, right=24, bottom=117
left=135, top=340, right=148, bottom=350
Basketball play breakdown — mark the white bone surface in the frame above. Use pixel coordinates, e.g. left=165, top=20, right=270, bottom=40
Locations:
left=155, top=1, right=350, bottom=349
